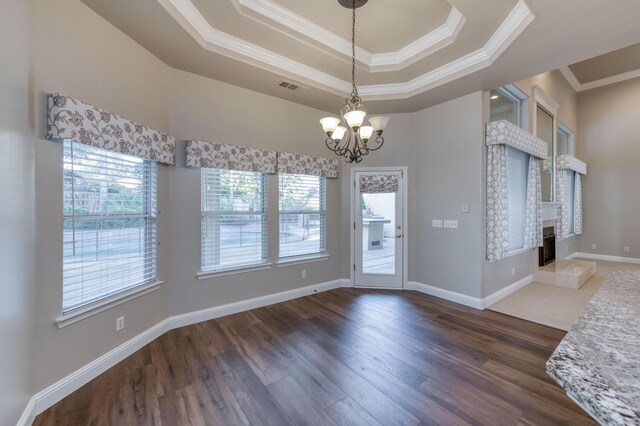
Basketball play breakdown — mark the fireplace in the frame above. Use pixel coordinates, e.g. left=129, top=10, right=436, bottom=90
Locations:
left=539, top=226, right=556, bottom=266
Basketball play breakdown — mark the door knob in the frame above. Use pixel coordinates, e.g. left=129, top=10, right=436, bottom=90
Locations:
left=396, top=225, right=402, bottom=230
left=396, top=233, right=402, bottom=238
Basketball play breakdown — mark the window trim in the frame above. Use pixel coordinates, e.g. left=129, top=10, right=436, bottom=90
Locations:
left=276, top=254, right=330, bottom=267
left=557, top=121, right=575, bottom=157
left=56, top=280, right=163, bottom=328
left=278, top=174, right=327, bottom=260
left=200, top=168, right=269, bottom=274
left=198, top=262, right=272, bottom=279
left=490, top=84, right=530, bottom=130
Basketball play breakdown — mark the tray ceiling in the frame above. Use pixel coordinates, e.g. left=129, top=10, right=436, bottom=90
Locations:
left=81, top=0, right=640, bottom=112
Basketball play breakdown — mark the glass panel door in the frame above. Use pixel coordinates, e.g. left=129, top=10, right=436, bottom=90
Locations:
left=354, top=170, right=403, bottom=288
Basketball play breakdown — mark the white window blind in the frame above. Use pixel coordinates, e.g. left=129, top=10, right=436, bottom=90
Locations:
left=63, top=140, right=157, bottom=313
left=507, top=147, right=529, bottom=251
left=201, top=169, right=267, bottom=271
left=279, top=174, right=326, bottom=258
left=566, top=171, right=575, bottom=235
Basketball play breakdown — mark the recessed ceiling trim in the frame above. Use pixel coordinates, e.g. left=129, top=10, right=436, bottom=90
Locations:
left=160, top=0, right=352, bottom=95
left=360, top=0, right=535, bottom=99
left=230, top=0, right=465, bottom=71
left=159, top=0, right=534, bottom=100
left=560, top=65, right=640, bottom=92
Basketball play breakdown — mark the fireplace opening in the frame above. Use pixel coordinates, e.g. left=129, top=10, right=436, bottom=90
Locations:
left=539, top=226, right=556, bottom=267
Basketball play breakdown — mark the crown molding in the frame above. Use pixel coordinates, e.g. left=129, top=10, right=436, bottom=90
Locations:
left=369, top=7, right=466, bottom=72
left=159, top=0, right=534, bottom=100
left=160, top=0, right=352, bottom=95
left=359, top=0, right=535, bottom=100
left=229, top=0, right=466, bottom=72
left=560, top=65, right=640, bottom=92
left=559, top=66, right=582, bottom=91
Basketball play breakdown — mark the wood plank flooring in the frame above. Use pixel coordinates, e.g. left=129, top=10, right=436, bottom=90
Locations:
left=34, top=289, right=596, bottom=425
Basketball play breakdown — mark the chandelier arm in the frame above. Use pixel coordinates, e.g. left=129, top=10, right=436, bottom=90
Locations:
left=325, top=137, right=341, bottom=153
left=366, top=135, right=384, bottom=151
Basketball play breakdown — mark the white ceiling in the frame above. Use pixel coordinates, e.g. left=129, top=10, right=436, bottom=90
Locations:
left=81, top=0, right=640, bottom=112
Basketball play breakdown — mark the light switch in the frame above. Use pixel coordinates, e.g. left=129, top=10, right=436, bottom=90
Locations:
left=444, top=220, right=459, bottom=229
left=462, top=204, right=469, bottom=213
left=432, top=220, right=443, bottom=228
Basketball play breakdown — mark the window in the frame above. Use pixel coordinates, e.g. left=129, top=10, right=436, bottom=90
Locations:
left=566, top=171, right=576, bottom=235
left=490, top=85, right=528, bottom=129
left=279, top=174, right=326, bottom=259
left=63, top=141, right=157, bottom=313
left=201, top=169, right=267, bottom=272
left=507, top=147, right=529, bottom=252
left=557, top=123, right=575, bottom=156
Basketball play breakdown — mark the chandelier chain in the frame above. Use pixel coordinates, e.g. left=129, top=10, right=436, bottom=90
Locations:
left=351, top=1, right=358, bottom=98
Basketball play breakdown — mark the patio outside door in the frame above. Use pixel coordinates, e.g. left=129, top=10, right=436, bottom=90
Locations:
left=354, top=170, right=404, bottom=288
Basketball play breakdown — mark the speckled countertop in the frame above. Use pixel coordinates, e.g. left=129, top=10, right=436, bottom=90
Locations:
left=547, top=270, right=640, bottom=426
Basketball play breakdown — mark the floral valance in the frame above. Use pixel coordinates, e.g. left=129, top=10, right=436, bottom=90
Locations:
left=185, top=140, right=277, bottom=174
left=486, top=120, right=548, bottom=159
left=277, top=152, right=339, bottom=179
left=557, top=155, right=587, bottom=175
left=47, top=94, right=175, bottom=165
left=359, top=174, right=399, bottom=194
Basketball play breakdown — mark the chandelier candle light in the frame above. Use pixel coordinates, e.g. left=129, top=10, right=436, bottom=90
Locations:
left=320, top=0, right=389, bottom=163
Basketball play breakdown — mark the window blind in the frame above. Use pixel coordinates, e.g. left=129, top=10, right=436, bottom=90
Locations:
left=63, top=140, right=157, bottom=313
left=279, top=173, right=326, bottom=258
left=507, top=147, right=529, bottom=251
left=201, top=169, right=268, bottom=271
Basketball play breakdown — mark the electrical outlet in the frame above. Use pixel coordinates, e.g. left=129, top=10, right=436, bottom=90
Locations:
left=462, top=204, right=469, bottom=213
left=444, top=220, right=459, bottom=229
left=301, top=270, right=307, bottom=279
left=592, top=244, right=597, bottom=250
left=512, top=267, right=516, bottom=276
left=432, top=220, right=443, bottom=228
left=116, top=316, right=124, bottom=332
left=624, top=247, right=630, bottom=253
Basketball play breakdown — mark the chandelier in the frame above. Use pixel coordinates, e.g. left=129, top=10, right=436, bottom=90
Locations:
left=320, top=0, right=389, bottom=163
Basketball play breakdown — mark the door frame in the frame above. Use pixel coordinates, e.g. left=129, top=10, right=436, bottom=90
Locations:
left=349, top=166, right=408, bottom=289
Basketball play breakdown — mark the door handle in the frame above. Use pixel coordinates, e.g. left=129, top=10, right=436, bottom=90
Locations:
left=396, top=233, right=402, bottom=239
left=396, top=225, right=402, bottom=230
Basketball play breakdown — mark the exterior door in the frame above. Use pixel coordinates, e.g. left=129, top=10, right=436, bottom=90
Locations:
left=354, top=170, right=404, bottom=288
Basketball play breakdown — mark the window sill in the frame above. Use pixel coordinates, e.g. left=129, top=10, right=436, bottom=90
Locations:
left=56, top=281, right=163, bottom=329
left=198, top=263, right=272, bottom=280
left=277, top=254, right=329, bottom=267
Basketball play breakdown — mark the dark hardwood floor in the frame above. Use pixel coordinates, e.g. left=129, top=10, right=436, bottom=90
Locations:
left=34, top=289, right=596, bottom=425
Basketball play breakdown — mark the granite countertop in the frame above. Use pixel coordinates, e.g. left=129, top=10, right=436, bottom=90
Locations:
left=547, top=270, right=640, bottom=425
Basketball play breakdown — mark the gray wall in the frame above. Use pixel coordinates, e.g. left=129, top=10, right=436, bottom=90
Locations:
left=577, top=77, right=640, bottom=258
left=167, top=69, right=342, bottom=316
left=30, top=0, right=172, bottom=392
left=414, top=92, right=485, bottom=298
left=0, top=0, right=36, bottom=423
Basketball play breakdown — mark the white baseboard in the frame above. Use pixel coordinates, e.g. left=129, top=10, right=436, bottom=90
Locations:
left=407, top=281, right=484, bottom=309
left=567, top=252, right=640, bottom=265
left=170, top=279, right=349, bottom=329
left=481, top=274, right=533, bottom=308
left=18, top=279, right=348, bottom=425
left=407, top=275, right=534, bottom=310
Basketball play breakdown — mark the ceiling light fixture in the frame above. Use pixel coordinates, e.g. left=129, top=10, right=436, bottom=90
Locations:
left=320, top=0, right=389, bottom=163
